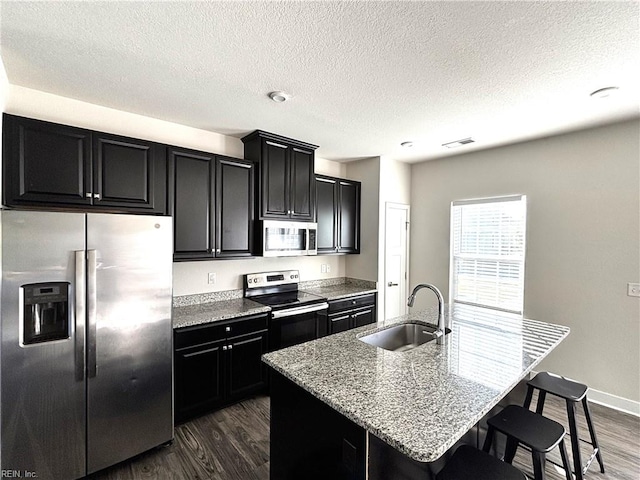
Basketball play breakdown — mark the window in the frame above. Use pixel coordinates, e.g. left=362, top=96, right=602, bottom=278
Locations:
left=450, top=195, right=527, bottom=314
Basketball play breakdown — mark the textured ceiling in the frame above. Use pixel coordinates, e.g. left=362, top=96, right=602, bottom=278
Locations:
left=1, top=1, right=638, bottom=163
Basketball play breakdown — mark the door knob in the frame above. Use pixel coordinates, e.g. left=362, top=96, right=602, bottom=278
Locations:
left=387, top=282, right=399, bottom=287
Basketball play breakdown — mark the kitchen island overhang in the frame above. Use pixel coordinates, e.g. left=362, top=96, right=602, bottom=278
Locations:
left=263, top=304, right=570, bottom=479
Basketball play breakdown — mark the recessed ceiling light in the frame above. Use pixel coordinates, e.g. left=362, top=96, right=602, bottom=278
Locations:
left=401, top=141, right=414, bottom=148
left=442, top=138, right=475, bottom=149
left=268, top=91, right=291, bottom=103
left=590, top=86, right=619, bottom=99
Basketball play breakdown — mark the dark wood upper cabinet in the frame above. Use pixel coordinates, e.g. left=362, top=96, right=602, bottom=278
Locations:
left=315, top=174, right=361, bottom=254
left=215, top=155, right=254, bottom=258
left=92, top=132, right=166, bottom=212
left=242, top=130, right=317, bottom=221
left=2, top=114, right=168, bottom=214
left=170, top=146, right=254, bottom=261
left=170, top=147, right=215, bottom=259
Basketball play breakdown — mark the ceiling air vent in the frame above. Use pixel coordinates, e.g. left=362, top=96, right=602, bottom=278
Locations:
left=442, top=138, right=475, bottom=149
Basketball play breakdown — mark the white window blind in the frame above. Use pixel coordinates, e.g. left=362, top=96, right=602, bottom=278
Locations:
left=450, top=195, right=526, bottom=314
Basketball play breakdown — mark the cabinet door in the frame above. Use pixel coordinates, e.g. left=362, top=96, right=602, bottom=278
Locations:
left=226, top=330, right=269, bottom=401
left=328, top=313, right=352, bottom=335
left=216, top=156, right=254, bottom=257
left=352, top=307, right=375, bottom=328
left=3, top=114, right=92, bottom=207
left=289, top=147, right=315, bottom=221
left=316, top=176, right=338, bottom=253
left=93, top=133, right=167, bottom=213
left=338, top=180, right=360, bottom=253
left=261, top=141, right=290, bottom=219
left=171, top=148, right=215, bottom=260
left=175, top=340, right=225, bottom=423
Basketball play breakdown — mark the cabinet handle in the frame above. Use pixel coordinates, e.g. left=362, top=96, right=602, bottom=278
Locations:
left=216, top=249, right=221, bottom=254
left=228, top=344, right=233, bottom=350
left=223, top=345, right=228, bottom=351
left=93, top=193, right=101, bottom=199
left=85, top=193, right=92, bottom=198
left=225, top=326, right=231, bottom=332
left=388, top=282, right=399, bottom=287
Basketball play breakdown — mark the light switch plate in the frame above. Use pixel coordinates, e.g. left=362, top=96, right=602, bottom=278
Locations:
left=628, top=283, right=640, bottom=297
left=208, top=272, right=217, bottom=285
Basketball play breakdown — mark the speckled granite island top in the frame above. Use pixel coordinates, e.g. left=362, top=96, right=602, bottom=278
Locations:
left=173, top=298, right=270, bottom=329
left=262, top=304, right=570, bottom=463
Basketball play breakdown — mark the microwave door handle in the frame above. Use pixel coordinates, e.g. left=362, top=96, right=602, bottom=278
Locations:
left=87, top=249, right=98, bottom=378
left=74, top=251, right=86, bottom=382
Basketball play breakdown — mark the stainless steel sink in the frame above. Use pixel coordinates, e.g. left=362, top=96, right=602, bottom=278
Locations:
left=358, top=322, right=450, bottom=352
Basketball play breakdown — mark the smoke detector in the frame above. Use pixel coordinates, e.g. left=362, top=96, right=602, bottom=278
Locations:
left=268, top=91, right=291, bottom=103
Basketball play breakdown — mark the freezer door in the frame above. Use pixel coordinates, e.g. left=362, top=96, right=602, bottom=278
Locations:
left=0, top=210, right=86, bottom=479
left=86, top=214, right=173, bottom=474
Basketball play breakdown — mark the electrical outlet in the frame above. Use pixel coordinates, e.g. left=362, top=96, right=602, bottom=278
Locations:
left=321, top=264, right=327, bottom=273
left=208, top=272, right=217, bottom=285
left=326, top=264, right=331, bottom=273
left=628, top=283, right=640, bottom=297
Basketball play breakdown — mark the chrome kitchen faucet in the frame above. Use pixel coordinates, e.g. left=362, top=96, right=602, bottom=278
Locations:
left=407, top=284, right=446, bottom=344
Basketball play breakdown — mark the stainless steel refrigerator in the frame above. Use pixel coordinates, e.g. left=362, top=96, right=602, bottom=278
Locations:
left=0, top=210, right=173, bottom=479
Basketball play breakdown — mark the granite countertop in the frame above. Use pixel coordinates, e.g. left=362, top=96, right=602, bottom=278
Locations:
left=262, top=303, right=570, bottom=463
left=301, top=283, right=377, bottom=301
left=173, top=298, right=270, bottom=329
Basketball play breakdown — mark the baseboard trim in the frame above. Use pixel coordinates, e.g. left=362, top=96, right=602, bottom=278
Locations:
left=588, top=388, right=640, bottom=417
left=528, top=370, right=640, bottom=417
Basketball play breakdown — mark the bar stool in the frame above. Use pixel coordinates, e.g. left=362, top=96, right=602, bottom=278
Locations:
left=524, top=371, right=605, bottom=480
left=483, top=405, right=572, bottom=480
left=436, top=444, right=527, bottom=480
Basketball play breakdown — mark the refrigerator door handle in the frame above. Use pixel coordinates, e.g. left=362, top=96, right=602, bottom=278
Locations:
left=87, top=249, right=98, bottom=378
left=75, top=250, right=86, bottom=382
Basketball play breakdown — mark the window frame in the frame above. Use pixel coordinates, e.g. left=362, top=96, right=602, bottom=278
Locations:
left=448, top=194, right=527, bottom=315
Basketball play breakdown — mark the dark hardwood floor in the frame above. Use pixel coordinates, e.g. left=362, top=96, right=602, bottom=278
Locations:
left=88, top=393, right=639, bottom=480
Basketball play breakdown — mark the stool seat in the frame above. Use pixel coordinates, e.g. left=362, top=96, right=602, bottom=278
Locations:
left=437, top=445, right=527, bottom=480
left=527, top=371, right=588, bottom=402
left=524, top=371, right=605, bottom=480
left=487, top=405, right=566, bottom=453
left=483, top=405, right=572, bottom=480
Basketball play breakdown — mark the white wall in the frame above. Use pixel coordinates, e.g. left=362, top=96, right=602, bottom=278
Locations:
left=342, top=156, right=411, bottom=317
left=3, top=86, right=347, bottom=295
left=409, top=120, right=640, bottom=405
left=345, top=157, right=381, bottom=283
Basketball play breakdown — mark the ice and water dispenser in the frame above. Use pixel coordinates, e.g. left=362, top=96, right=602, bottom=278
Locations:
left=22, top=282, right=70, bottom=345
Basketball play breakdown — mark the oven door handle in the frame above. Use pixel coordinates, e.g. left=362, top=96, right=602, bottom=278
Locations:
left=271, top=302, right=329, bottom=319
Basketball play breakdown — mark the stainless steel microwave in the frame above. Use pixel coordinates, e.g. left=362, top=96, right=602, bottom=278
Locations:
left=261, top=220, right=317, bottom=257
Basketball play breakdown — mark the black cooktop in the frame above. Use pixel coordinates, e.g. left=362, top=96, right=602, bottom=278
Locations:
left=250, top=290, right=326, bottom=310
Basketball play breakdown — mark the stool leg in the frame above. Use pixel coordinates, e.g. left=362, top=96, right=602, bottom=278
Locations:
left=503, top=437, right=519, bottom=464
left=532, top=450, right=546, bottom=480
left=582, top=397, right=605, bottom=473
left=567, top=400, right=584, bottom=480
left=535, top=390, right=547, bottom=415
left=558, top=438, right=573, bottom=480
left=482, top=425, right=495, bottom=454
left=524, top=385, right=535, bottom=409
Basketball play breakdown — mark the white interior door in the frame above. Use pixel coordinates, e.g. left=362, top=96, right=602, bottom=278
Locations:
left=385, top=203, right=410, bottom=320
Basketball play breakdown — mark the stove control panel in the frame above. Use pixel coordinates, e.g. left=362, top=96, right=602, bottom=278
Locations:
left=244, top=270, right=300, bottom=289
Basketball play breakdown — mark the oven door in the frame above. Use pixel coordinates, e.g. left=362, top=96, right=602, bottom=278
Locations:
left=269, top=302, right=328, bottom=351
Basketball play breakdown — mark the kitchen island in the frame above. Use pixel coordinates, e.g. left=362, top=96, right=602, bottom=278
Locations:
left=262, top=303, right=570, bottom=480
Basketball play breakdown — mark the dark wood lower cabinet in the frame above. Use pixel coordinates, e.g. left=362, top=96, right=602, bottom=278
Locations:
left=174, top=313, right=268, bottom=423
left=325, top=293, right=377, bottom=335
left=270, top=371, right=366, bottom=480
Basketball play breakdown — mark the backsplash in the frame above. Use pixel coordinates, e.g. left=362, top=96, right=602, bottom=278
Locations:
left=172, top=277, right=376, bottom=307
